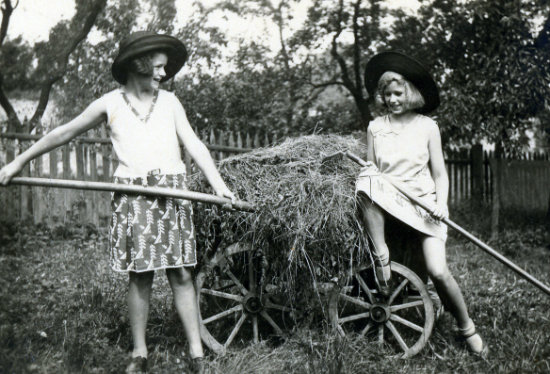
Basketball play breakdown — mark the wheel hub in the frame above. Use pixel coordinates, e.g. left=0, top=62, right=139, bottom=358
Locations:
left=370, top=304, right=390, bottom=323
left=243, top=293, right=263, bottom=314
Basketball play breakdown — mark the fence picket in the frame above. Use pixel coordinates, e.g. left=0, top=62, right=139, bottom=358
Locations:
left=76, top=141, right=85, bottom=180
left=237, top=131, right=243, bottom=149
left=62, top=144, right=71, bottom=179
left=49, top=148, right=58, bottom=178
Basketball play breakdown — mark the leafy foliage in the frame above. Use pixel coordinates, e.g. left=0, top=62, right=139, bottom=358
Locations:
left=388, top=0, right=550, bottom=152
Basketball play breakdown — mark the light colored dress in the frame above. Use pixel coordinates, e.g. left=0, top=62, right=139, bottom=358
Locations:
left=356, top=114, right=447, bottom=241
left=104, top=89, right=197, bottom=272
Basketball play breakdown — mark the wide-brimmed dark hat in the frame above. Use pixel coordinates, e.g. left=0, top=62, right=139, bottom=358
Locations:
left=364, top=51, right=440, bottom=113
left=112, top=31, right=188, bottom=84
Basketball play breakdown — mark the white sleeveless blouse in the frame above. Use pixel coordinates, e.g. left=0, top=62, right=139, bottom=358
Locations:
left=369, top=114, right=437, bottom=199
left=103, top=89, right=186, bottom=178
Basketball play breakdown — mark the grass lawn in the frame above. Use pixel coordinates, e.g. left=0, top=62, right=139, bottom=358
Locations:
left=1, top=219, right=549, bottom=373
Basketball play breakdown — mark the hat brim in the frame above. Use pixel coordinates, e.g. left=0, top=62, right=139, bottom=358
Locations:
left=364, top=51, right=440, bottom=114
left=112, top=34, right=187, bottom=85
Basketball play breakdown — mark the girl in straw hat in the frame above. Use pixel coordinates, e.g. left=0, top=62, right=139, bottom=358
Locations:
left=356, top=51, right=487, bottom=356
left=0, top=31, right=233, bottom=373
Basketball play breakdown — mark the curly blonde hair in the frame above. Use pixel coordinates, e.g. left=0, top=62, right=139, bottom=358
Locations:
left=374, top=71, right=425, bottom=114
left=127, top=52, right=158, bottom=77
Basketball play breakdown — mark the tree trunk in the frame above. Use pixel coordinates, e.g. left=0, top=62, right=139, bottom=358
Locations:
left=0, top=78, right=21, bottom=131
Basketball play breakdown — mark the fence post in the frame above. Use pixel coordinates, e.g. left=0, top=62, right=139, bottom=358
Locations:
left=4, top=139, right=17, bottom=220
left=489, top=158, right=502, bottom=239
left=471, top=144, right=484, bottom=201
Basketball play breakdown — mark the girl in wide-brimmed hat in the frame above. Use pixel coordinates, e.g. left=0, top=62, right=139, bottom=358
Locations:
left=0, top=31, right=232, bottom=373
left=356, top=51, right=487, bottom=356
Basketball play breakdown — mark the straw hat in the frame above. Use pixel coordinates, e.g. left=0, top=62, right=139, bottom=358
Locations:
left=364, top=51, right=440, bottom=114
left=111, top=31, right=188, bottom=84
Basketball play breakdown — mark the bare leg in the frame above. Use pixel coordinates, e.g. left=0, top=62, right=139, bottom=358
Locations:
left=166, top=267, right=204, bottom=359
left=357, top=195, right=391, bottom=283
left=422, top=236, right=484, bottom=352
left=128, top=271, right=155, bottom=358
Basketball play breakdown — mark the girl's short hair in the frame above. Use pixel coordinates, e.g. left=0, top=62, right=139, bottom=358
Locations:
left=127, top=52, right=156, bottom=77
left=373, top=71, right=425, bottom=114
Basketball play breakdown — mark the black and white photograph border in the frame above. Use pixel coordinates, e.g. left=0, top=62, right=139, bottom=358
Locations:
left=1, top=1, right=549, bottom=373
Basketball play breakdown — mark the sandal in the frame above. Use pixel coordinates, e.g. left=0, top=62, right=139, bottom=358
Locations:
left=125, top=356, right=147, bottom=373
left=459, top=320, right=488, bottom=358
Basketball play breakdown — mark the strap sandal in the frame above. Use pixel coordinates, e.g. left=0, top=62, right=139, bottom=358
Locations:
left=125, top=356, right=147, bottom=373
left=459, top=320, right=488, bottom=358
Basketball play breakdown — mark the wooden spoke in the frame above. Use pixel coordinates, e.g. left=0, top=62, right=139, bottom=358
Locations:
left=354, top=273, right=375, bottom=304
left=338, top=311, right=371, bottom=324
left=389, top=314, right=424, bottom=333
left=224, top=314, right=247, bottom=348
left=264, top=299, right=294, bottom=312
left=377, top=324, right=384, bottom=344
left=336, top=324, right=346, bottom=337
left=248, top=253, right=257, bottom=293
left=200, top=288, right=244, bottom=303
left=338, top=293, right=372, bottom=309
left=359, top=321, right=374, bottom=337
left=386, top=320, right=409, bottom=352
left=252, top=315, right=259, bottom=344
left=387, top=279, right=409, bottom=305
left=202, top=304, right=243, bottom=325
left=260, top=310, right=283, bottom=334
left=225, top=268, right=249, bottom=296
left=390, top=300, right=425, bottom=312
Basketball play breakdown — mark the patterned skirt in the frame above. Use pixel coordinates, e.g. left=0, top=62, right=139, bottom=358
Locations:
left=109, top=173, right=197, bottom=272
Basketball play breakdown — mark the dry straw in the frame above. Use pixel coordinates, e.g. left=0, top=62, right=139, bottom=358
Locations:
left=190, top=134, right=373, bottom=307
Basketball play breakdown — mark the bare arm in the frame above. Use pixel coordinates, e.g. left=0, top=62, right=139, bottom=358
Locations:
left=428, top=123, right=449, bottom=219
left=172, top=98, right=235, bottom=200
left=0, top=98, right=106, bottom=184
left=366, top=125, right=375, bottom=163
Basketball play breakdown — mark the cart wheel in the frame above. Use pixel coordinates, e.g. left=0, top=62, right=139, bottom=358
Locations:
left=196, top=243, right=296, bottom=354
left=328, top=261, right=434, bottom=358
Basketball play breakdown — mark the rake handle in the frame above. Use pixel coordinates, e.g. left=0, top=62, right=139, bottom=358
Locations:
left=8, top=177, right=256, bottom=213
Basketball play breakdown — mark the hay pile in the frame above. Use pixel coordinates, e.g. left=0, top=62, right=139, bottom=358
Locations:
left=190, top=134, right=372, bottom=296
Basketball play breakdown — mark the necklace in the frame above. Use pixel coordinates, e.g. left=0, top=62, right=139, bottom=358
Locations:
left=121, top=89, right=159, bottom=123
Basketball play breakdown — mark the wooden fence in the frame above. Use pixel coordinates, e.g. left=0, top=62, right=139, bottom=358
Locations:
left=0, top=129, right=278, bottom=225
left=1, top=132, right=549, bottom=227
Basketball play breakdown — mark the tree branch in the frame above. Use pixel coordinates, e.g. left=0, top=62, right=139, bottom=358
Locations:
left=331, top=0, right=355, bottom=94
left=30, top=0, right=107, bottom=126
left=0, top=0, right=17, bottom=47
left=0, top=75, right=21, bottom=131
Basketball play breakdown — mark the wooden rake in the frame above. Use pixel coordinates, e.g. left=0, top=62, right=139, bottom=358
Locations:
left=345, top=151, right=550, bottom=296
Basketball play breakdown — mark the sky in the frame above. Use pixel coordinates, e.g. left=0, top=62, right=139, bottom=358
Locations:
left=7, top=0, right=421, bottom=46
